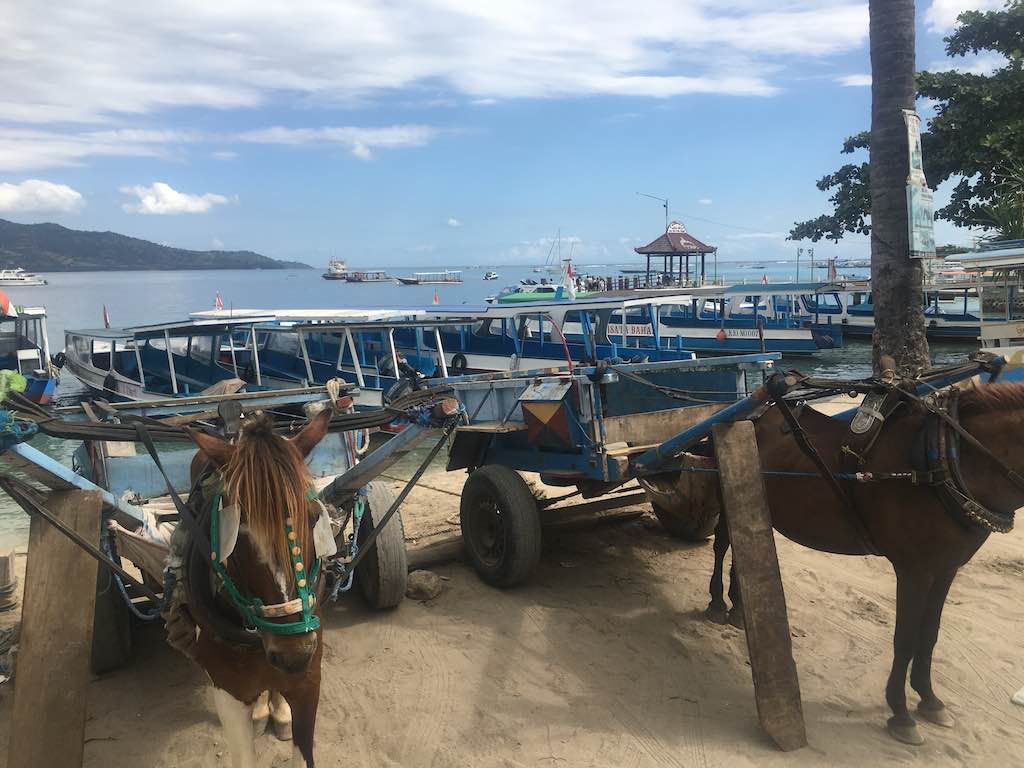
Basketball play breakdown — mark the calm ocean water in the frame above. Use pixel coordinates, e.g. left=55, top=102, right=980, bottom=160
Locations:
left=0, top=262, right=971, bottom=546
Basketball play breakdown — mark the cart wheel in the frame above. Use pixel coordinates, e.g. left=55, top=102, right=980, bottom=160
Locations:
left=91, top=564, right=133, bottom=674
left=651, top=501, right=719, bottom=542
left=460, top=465, right=542, bottom=587
left=356, top=481, right=408, bottom=609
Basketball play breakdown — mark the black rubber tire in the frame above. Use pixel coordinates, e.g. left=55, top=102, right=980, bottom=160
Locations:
left=651, top=501, right=719, bottom=542
left=90, top=565, right=133, bottom=674
left=450, top=353, right=468, bottom=376
left=356, top=482, right=408, bottom=609
left=460, top=465, right=542, bottom=587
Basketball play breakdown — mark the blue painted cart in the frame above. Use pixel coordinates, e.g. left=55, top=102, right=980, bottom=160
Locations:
left=439, top=353, right=782, bottom=586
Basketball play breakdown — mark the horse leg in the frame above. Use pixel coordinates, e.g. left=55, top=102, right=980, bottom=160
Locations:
left=212, top=687, right=258, bottom=768
left=885, top=571, right=932, bottom=746
left=252, top=690, right=270, bottom=735
left=706, top=515, right=730, bottom=624
left=727, top=560, right=745, bottom=629
left=911, top=569, right=958, bottom=729
left=282, top=683, right=320, bottom=768
left=270, top=689, right=294, bottom=741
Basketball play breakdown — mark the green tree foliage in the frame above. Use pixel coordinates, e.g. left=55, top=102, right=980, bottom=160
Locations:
left=790, top=1, right=1024, bottom=243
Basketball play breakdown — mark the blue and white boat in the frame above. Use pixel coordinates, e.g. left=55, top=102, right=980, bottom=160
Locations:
left=1, top=305, right=58, bottom=404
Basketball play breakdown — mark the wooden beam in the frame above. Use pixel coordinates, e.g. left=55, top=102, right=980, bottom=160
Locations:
left=712, top=421, right=806, bottom=752
left=9, top=490, right=103, bottom=768
left=603, top=402, right=729, bottom=446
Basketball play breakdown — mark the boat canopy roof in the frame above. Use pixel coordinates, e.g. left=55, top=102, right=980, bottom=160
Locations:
left=959, top=245, right=1024, bottom=270
left=65, top=327, right=132, bottom=339
left=693, top=281, right=843, bottom=295
left=125, top=316, right=276, bottom=339
left=191, top=308, right=427, bottom=323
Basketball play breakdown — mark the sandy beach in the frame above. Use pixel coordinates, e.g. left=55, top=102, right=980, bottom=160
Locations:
left=0, top=451, right=1021, bottom=768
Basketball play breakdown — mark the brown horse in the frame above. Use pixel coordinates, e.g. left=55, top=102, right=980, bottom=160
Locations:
left=697, top=383, right=1020, bottom=745
left=186, top=409, right=332, bottom=768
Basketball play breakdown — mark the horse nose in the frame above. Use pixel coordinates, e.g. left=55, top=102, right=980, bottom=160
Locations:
left=267, top=649, right=313, bottom=674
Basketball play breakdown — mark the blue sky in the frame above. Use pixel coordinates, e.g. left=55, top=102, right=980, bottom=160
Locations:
left=0, top=0, right=1006, bottom=267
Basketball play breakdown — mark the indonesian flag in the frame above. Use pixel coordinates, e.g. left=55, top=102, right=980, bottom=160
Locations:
left=215, top=292, right=225, bottom=310
left=563, top=259, right=577, bottom=300
left=0, top=290, right=17, bottom=318
left=102, top=304, right=111, bottom=329
left=432, top=289, right=440, bottom=305
left=761, top=273, right=769, bottom=285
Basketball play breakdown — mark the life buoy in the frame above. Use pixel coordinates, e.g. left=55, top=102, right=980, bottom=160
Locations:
left=450, top=353, right=468, bottom=376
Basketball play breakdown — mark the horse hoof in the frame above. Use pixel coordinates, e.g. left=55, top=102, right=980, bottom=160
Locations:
left=252, top=714, right=269, bottom=735
left=887, top=718, right=924, bottom=746
left=705, top=606, right=729, bottom=625
left=917, top=704, right=955, bottom=728
left=728, top=609, right=745, bottom=630
left=272, top=717, right=293, bottom=742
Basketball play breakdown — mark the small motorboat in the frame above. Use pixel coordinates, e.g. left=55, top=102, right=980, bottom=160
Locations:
left=483, top=271, right=499, bottom=280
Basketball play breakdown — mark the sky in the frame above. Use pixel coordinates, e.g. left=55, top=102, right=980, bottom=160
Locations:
left=0, top=0, right=1008, bottom=267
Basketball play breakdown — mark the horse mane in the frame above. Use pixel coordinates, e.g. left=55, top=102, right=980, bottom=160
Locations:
left=957, top=381, right=1024, bottom=417
left=221, top=413, right=312, bottom=571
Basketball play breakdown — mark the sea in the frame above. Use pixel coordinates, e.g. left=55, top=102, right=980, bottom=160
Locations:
left=0, top=261, right=974, bottom=547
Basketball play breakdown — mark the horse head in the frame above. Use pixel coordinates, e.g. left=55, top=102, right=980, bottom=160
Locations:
left=190, top=408, right=332, bottom=674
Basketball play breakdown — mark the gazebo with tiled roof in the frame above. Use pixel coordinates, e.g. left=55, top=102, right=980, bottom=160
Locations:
left=634, top=220, right=717, bottom=287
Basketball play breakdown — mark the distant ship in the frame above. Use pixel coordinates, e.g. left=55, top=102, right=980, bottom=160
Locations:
left=322, top=259, right=348, bottom=280
left=0, top=268, right=47, bottom=286
left=396, top=270, right=463, bottom=285
left=483, top=271, right=499, bottom=280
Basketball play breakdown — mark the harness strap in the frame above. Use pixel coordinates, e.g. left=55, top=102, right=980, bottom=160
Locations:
left=774, top=397, right=881, bottom=555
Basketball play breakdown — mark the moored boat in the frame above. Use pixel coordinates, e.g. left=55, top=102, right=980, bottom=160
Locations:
left=345, top=270, right=392, bottom=282
left=0, top=268, right=47, bottom=286
left=322, top=259, right=348, bottom=280
left=396, top=270, right=462, bottom=285
left=0, top=305, right=58, bottom=403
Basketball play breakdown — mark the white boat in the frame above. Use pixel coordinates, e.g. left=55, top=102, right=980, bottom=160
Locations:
left=483, top=271, right=499, bottom=280
left=397, top=270, right=462, bottom=285
left=0, top=268, right=47, bottom=286
left=322, top=259, right=348, bottom=280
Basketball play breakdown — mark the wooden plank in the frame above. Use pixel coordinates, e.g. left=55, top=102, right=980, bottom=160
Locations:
left=457, top=421, right=528, bottom=434
left=9, top=490, right=103, bottom=768
left=603, top=402, right=729, bottom=446
left=712, top=421, right=806, bottom=752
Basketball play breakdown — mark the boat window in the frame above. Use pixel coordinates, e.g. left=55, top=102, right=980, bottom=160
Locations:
left=562, top=310, right=597, bottom=337
left=92, top=340, right=112, bottom=370
left=189, top=334, right=214, bottom=364
left=267, top=331, right=301, bottom=356
left=71, top=335, right=91, bottom=365
left=471, top=319, right=493, bottom=337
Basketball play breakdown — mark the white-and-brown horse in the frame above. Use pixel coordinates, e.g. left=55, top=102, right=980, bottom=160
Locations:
left=184, top=409, right=332, bottom=768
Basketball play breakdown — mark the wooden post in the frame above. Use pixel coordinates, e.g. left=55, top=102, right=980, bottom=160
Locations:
left=9, top=490, right=103, bottom=768
left=712, top=422, right=807, bottom=751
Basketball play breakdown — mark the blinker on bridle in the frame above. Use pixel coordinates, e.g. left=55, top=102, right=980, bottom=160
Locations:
left=208, top=482, right=322, bottom=635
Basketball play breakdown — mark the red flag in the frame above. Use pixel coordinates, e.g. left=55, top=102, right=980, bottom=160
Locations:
left=716, top=328, right=728, bottom=343
left=432, top=289, right=440, bottom=305
left=215, top=292, right=225, bottom=310
left=102, top=304, right=111, bottom=329
left=761, top=273, right=769, bottom=285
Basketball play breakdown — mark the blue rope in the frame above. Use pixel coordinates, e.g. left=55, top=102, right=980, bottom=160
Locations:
left=101, top=533, right=171, bottom=621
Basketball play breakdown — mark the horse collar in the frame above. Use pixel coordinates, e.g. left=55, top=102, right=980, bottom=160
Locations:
left=207, top=480, right=322, bottom=636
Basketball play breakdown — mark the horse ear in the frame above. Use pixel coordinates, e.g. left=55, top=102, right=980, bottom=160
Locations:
left=292, top=407, right=332, bottom=457
left=187, top=428, right=235, bottom=468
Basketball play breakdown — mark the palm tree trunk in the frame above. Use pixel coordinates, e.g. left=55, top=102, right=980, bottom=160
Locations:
left=869, top=0, right=930, bottom=373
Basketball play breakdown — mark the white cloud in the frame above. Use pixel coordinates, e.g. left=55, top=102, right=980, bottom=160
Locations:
left=0, top=128, right=203, bottom=172
left=238, top=125, right=440, bottom=160
left=836, top=73, right=871, bottom=87
left=924, top=0, right=1003, bottom=32
left=698, top=198, right=713, bottom=205
left=1, top=1, right=869, bottom=128
left=212, top=150, right=237, bottom=161
left=447, top=218, right=463, bottom=228
left=212, top=237, right=225, bottom=248
left=471, top=99, right=498, bottom=106
left=925, top=52, right=1006, bottom=76
left=726, top=231, right=786, bottom=240
left=120, top=182, right=230, bottom=215
left=0, top=179, right=84, bottom=213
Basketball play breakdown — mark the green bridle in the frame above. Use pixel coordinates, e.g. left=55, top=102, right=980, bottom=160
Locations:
left=208, top=484, right=322, bottom=636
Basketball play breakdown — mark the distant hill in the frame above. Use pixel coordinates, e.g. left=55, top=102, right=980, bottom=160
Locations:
left=0, top=219, right=311, bottom=271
